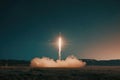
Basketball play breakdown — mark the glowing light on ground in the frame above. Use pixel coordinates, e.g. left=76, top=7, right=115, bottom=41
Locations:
left=31, top=56, right=86, bottom=68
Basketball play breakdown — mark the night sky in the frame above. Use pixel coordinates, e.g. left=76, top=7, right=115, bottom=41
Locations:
left=1, top=0, right=120, bottom=60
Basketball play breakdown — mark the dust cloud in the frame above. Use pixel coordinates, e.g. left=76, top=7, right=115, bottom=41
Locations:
left=30, top=55, right=86, bottom=68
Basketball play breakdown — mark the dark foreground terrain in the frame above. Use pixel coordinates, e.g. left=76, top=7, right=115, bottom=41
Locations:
left=0, top=66, right=120, bottom=80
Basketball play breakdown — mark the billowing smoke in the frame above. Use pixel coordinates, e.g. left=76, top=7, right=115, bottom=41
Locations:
left=30, top=55, right=86, bottom=68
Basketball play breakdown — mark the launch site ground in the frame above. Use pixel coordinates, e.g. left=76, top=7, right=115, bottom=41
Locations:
left=0, top=66, right=120, bottom=80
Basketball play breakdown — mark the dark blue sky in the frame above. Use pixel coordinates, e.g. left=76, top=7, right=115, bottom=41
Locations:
left=1, top=0, right=120, bottom=60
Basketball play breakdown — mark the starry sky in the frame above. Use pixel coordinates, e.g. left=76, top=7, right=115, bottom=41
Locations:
left=1, top=0, right=120, bottom=60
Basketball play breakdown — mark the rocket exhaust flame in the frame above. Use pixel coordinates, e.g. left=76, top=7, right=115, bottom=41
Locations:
left=58, top=34, right=62, bottom=60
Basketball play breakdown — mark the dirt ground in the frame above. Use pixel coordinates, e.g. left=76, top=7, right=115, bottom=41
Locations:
left=0, top=66, right=120, bottom=80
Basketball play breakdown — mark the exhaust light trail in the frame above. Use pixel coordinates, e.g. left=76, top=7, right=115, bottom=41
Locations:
left=58, top=33, right=62, bottom=60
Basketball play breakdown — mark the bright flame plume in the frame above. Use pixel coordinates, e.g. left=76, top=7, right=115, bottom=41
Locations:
left=58, top=35, right=62, bottom=60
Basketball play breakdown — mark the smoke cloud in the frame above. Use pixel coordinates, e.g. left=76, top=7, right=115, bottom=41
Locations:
left=30, top=55, right=86, bottom=68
